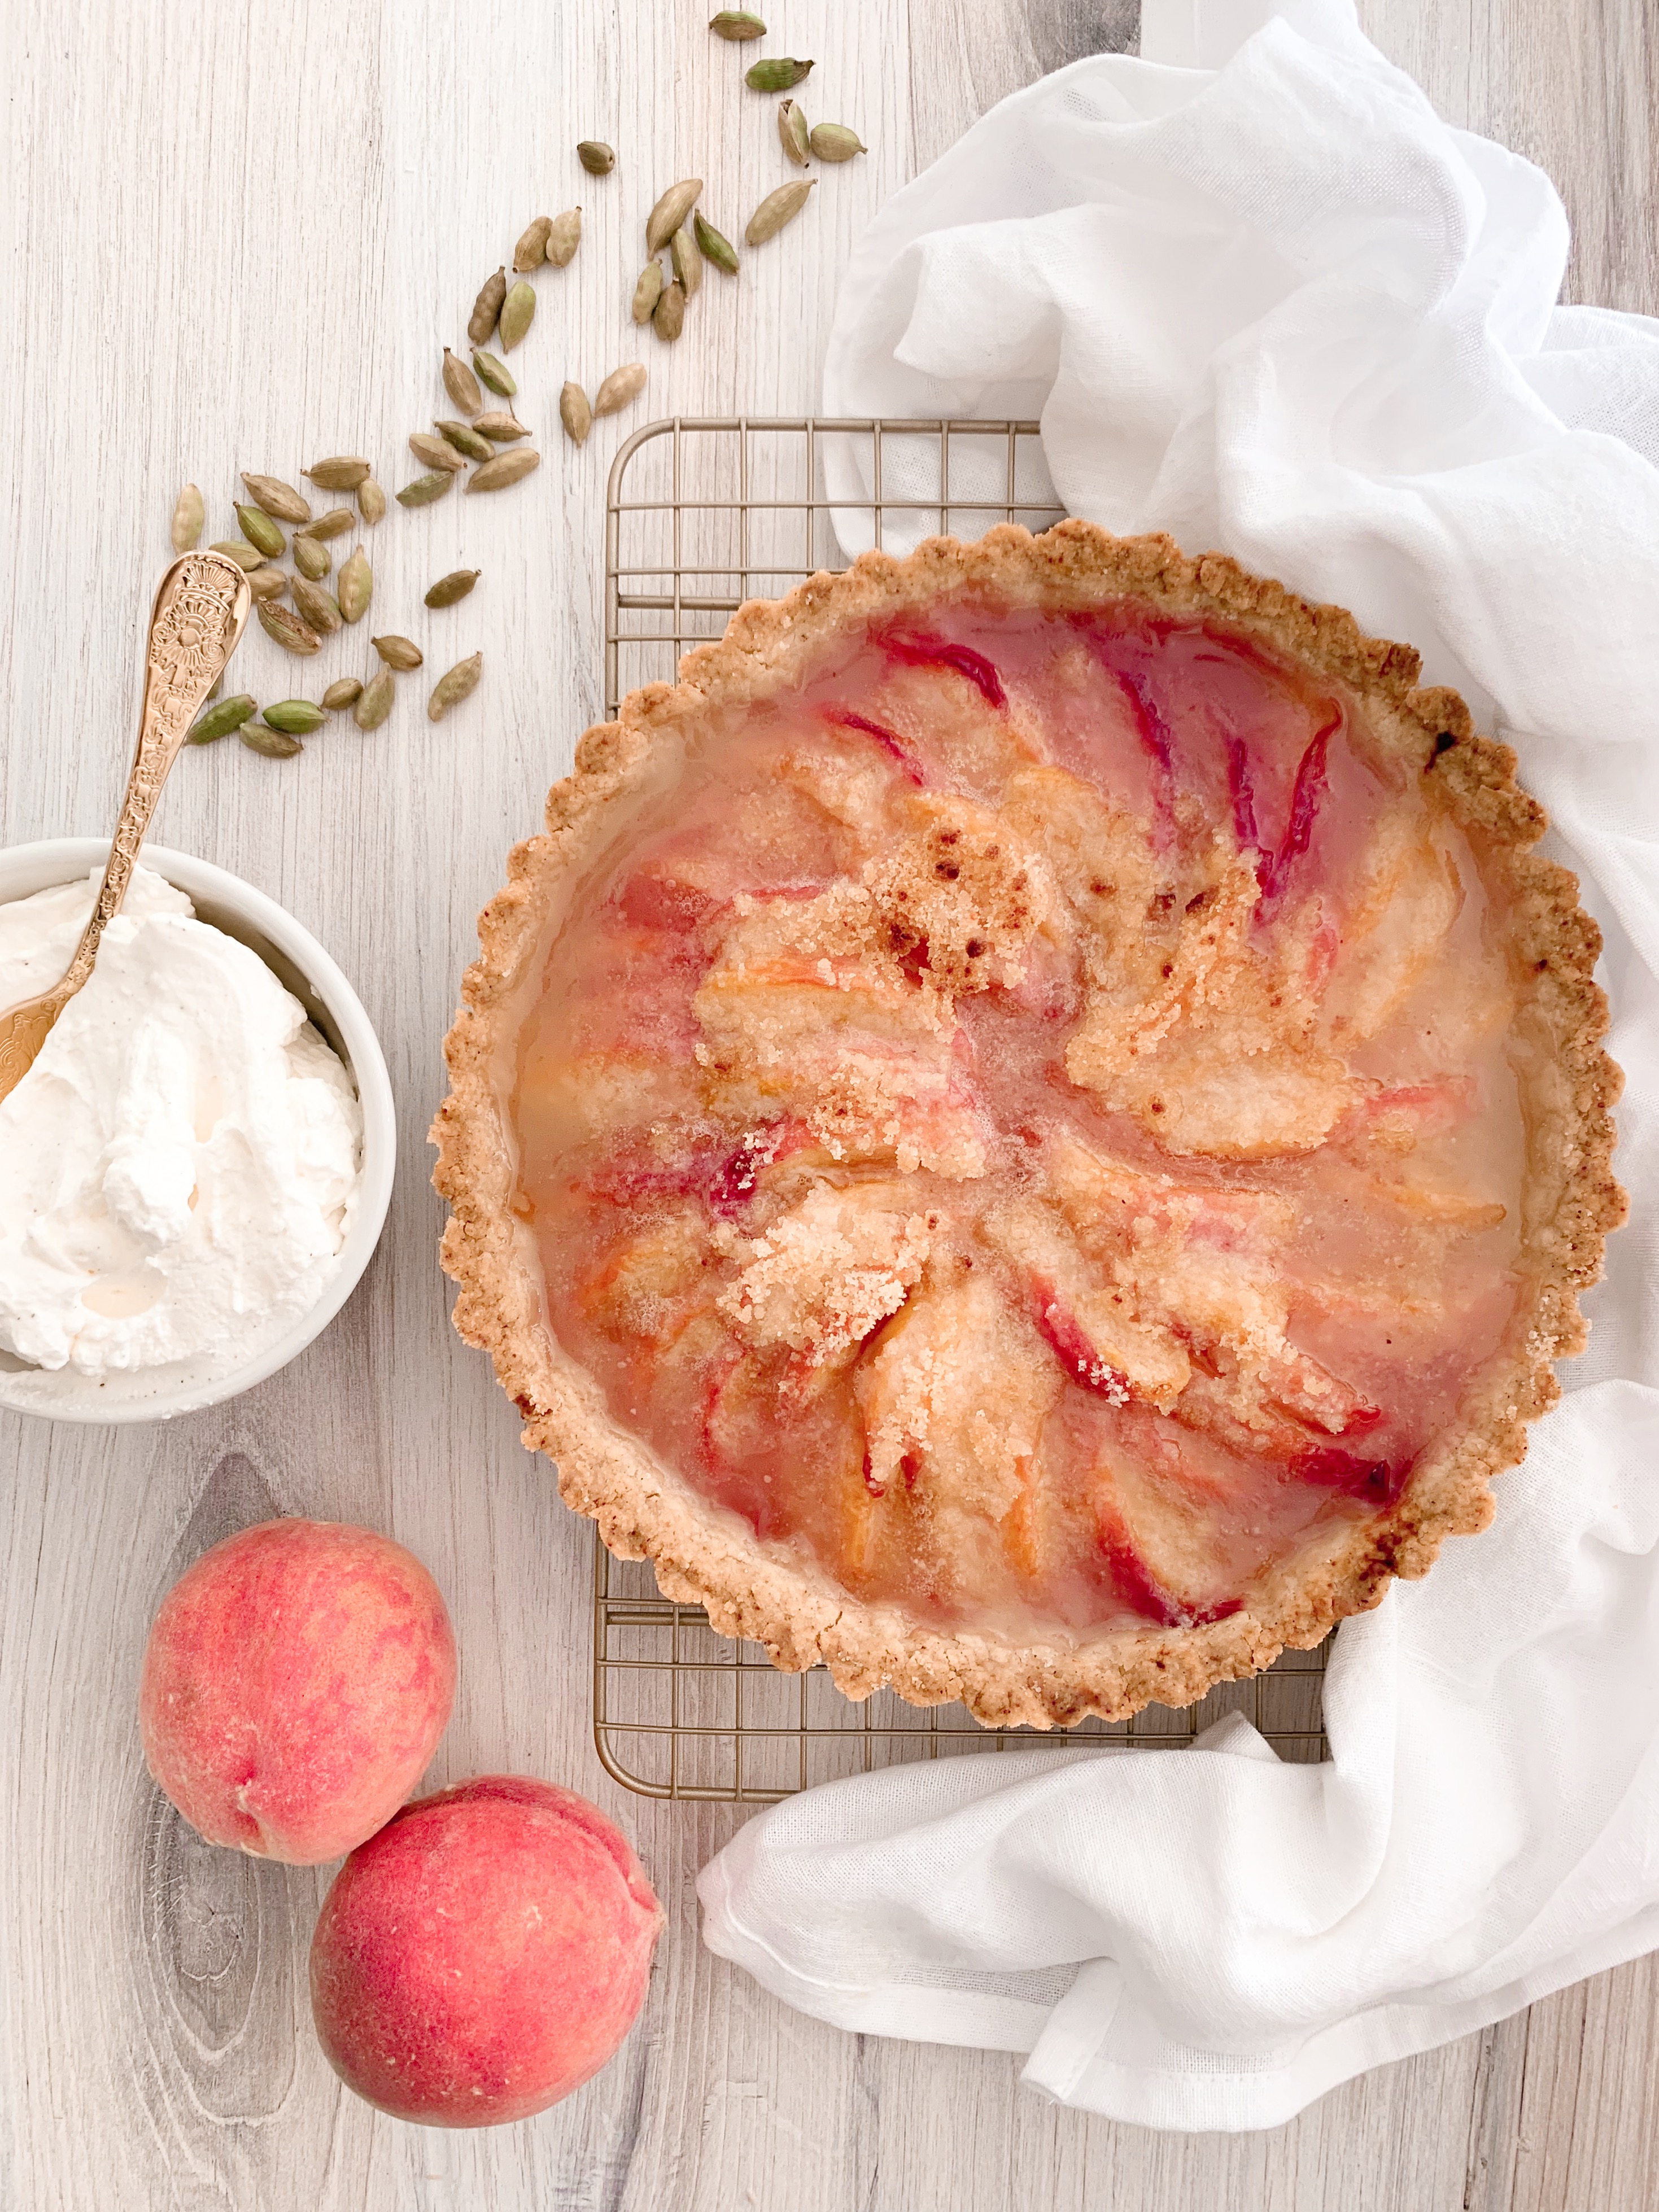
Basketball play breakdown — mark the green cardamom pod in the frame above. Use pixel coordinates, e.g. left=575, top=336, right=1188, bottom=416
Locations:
left=467, top=266, right=508, bottom=347
left=247, top=569, right=287, bottom=604
left=544, top=208, right=582, bottom=268
left=257, top=602, right=322, bottom=656
left=428, top=652, right=483, bottom=723
left=778, top=98, right=810, bottom=167
left=497, top=279, right=537, bottom=352
left=396, top=469, right=455, bottom=509
left=209, top=539, right=265, bottom=571
left=577, top=140, right=615, bottom=176
left=632, top=260, right=665, bottom=324
left=410, top=432, right=468, bottom=474
left=560, top=383, right=593, bottom=445
left=171, top=483, right=204, bottom=553
left=653, top=279, right=687, bottom=342
left=473, top=410, right=529, bottom=441
left=693, top=210, right=740, bottom=275
left=710, top=11, right=767, bottom=37
left=372, top=634, right=424, bottom=671
left=304, top=455, right=372, bottom=490
left=442, top=348, right=484, bottom=417
left=425, top=568, right=481, bottom=609
left=809, top=123, right=867, bottom=161
left=473, top=349, right=517, bottom=398
left=262, top=699, right=326, bottom=735
left=337, top=548, right=373, bottom=624
left=321, top=678, right=363, bottom=711
left=240, top=471, right=312, bottom=523
left=186, top=693, right=257, bottom=745
left=292, top=577, right=343, bottom=636
left=593, top=363, right=647, bottom=417
left=646, top=178, right=702, bottom=254
left=437, top=418, right=496, bottom=463
left=745, top=55, right=812, bottom=91
left=466, top=448, right=541, bottom=493
left=513, top=215, right=552, bottom=272
left=357, top=477, right=387, bottom=524
left=235, top=504, right=286, bottom=558
left=353, top=669, right=395, bottom=731
left=301, top=506, right=355, bottom=540
left=671, top=223, right=704, bottom=298
left=240, top=724, right=304, bottom=759
left=746, top=176, right=815, bottom=245
left=292, top=534, right=333, bottom=580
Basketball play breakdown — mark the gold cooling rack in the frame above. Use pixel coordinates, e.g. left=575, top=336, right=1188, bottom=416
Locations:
left=593, top=417, right=1329, bottom=1803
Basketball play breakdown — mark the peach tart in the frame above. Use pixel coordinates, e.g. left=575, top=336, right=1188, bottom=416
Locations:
left=433, top=525, right=1623, bottom=1726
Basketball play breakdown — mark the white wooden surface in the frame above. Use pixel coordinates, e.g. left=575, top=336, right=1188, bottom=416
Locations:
left=1, top=3, right=1655, bottom=2205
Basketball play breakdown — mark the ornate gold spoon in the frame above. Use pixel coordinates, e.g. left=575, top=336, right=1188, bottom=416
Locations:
left=0, top=550, right=252, bottom=1104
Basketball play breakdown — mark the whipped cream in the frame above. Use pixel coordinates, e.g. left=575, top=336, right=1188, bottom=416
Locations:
left=0, top=865, right=362, bottom=1406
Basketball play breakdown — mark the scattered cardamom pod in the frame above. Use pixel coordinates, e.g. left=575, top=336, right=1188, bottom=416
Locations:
left=302, top=506, right=355, bottom=540
left=337, top=548, right=373, bottom=624
left=646, top=178, right=702, bottom=254
left=258, top=602, right=322, bottom=655
left=241, top=472, right=312, bottom=523
left=778, top=98, right=810, bottom=167
left=632, top=260, right=665, bottom=324
left=710, top=8, right=766, bottom=36
left=396, top=469, right=455, bottom=508
left=498, top=279, right=536, bottom=352
left=545, top=208, right=583, bottom=268
left=171, top=483, right=204, bottom=553
left=428, top=652, right=483, bottom=723
left=653, top=279, right=687, bottom=342
left=746, top=176, right=815, bottom=245
left=186, top=693, right=257, bottom=745
left=693, top=209, right=740, bottom=275
left=473, top=349, right=516, bottom=398
left=358, top=477, right=387, bottom=524
left=234, top=504, right=286, bottom=559
left=560, top=383, right=593, bottom=445
left=513, top=215, right=553, bottom=272
left=304, top=456, right=372, bottom=490
left=353, top=669, right=395, bottom=730
left=240, top=724, right=304, bottom=760
left=373, top=634, right=424, bottom=671
left=577, top=140, right=615, bottom=176
left=468, top=266, right=508, bottom=346
left=442, top=348, right=484, bottom=417
left=745, top=55, right=812, bottom=91
left=247, top=569, right=288, bottom=604
left=262, top=699, right=326, bottom=735
left=467, top=448, right=541, bottom=492
left=209, top=539, right=265, bottom=571
left=292, top=577, right=343, bottom=636
left=671, top=223, right=704, bottom=298
left=322, top=677, right=363, bottom=711
left=473, top=410, right=529, bottom=441
left=425, top=568, right=481, bottom=608
left=437, top=418, right=495, bottom=462
left=593, top=362, right=648, bottom=417
left=293, top=534, right=333, bottom=580
left=411, top=432, right=468, bottom=474
left=810, top=123, right=867, bottom=161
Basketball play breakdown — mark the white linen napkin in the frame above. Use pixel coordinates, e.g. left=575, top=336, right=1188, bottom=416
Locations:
left=696, top=0, right=1659, bottom=2131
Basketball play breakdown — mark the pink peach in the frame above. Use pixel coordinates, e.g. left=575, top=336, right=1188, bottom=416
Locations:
left=309, top=1775, right=663, bottom=2126
left=138, top=1518, right=456, bottom=1865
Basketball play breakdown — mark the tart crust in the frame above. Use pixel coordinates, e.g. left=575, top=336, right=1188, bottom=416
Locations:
left=432, top=523, right=1625, bottom=1728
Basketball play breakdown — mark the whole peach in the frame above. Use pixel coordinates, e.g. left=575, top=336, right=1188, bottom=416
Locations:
left=309, top=1775, right=663, bottom=2126
left=139, top=1518, right=456, bottom=1865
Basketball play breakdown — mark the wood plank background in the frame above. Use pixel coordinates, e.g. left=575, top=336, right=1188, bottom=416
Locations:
left=1, top=2, right=1654, bottom=2204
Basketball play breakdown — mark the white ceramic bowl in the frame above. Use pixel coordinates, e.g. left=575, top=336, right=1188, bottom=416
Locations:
left=0, top=838, right=395, bottom=1424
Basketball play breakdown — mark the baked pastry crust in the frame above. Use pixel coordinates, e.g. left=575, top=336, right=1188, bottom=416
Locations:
left=432, top=523, right=1625, bottom=1728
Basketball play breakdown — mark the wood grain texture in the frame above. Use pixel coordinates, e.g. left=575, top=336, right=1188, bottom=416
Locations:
left=0, top=2, right=1654, bottom=2205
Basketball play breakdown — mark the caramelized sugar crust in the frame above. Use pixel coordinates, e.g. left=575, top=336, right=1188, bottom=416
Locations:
left=433, top=526, right=1625, bottom=1726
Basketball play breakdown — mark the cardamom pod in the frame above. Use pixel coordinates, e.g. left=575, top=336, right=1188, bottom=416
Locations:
left=304, top=456, right=372, bottom=489
left=322, top=678, right=363, bottom=711
left=372, top=634, right=424, bottom=671
left=560, top=383, right=593, bottom=445
left=778, top=98, right=810, bottom=167
left=498, top=279, right=536, bottom=352
left=693, top=210, right=740, bottom=274
left=241, top=472, right=312, bottom=523
left=473, top=349, right=517, bottom=398
left=577, top=140, right=615, bottom=176
left=292, top=577, right=343, bottom=636
left=809, top=122, right=867, bottom=161
left=186, top=693, right=257, bottom=745
left=234, top=504, right=286, bottom=559
left=293, top=534, right=333, bottom=580
left=410, top=431, right=468, bottom=474
left=671, top=223, right=704, bottom=298
left=425, top=568, right=481, bottom=609
left=437, top=418, right=496, bottom=463
left=745, top=55, right=812, bottom=91
left=240, top=724, right=304, bottom=759
left=593, top=362, right=648, bottom=417
left=442, top=348, right=484, bottom=417
left=468, top=266, right=508, bottom=346
left=646, top=178, right=702, bottom=254
left=632, top=260, right=665, bottom=324
left=247, top=568, right=288, bottom=604
left=171, top=483, right=204, bottom=553
left=337, top=548, right=373, bottom=624
left=353, top=670, right=395, bottom=730
left=258, top=602, right=322, bottom=655
left=544, top=208, right=582, bottom=268
left=467, top=448, right=542, bottom=492
left=473, top=410, right=529, bottom=441
left=746, top=176, right=815, bottom=245
left=653, top=278, right=687, bottom=342
left=513, top=215, right=553, bottom=272
left=710, top=8, right=766, bottom=35
left=302, top=506, right=355, bottom=540
left=357, top=477, right=387, bottom=524
left=396, top=469, right=455, bottom=508
left=428, top=652, right=483, bottom=723
left=209, top=539, right=265, bottom=571
left=262, top=699, right=326, bottom=735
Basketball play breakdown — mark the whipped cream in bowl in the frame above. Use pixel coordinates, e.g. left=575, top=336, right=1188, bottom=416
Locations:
left=0, top=840, right=395, bottom=1422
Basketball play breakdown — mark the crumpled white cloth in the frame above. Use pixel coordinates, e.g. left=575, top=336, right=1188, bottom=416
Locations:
left=697, top=0, right=1659, bottom=2132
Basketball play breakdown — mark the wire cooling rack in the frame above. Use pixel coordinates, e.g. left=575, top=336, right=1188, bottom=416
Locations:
left=594, top=417, right=1329, bottom=1802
